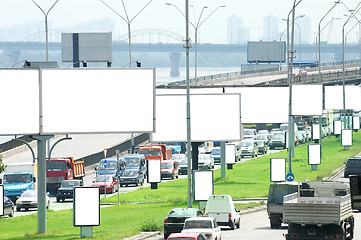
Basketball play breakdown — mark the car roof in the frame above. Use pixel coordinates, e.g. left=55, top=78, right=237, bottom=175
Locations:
left=185, top=217, right=214, bottom=221
left=168, top=232, right=201, bottom=237
left=162, top=159, right=176, bottom=163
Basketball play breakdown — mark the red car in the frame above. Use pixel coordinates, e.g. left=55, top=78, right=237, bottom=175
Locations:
left=161, top=160, right=179, bottom=179
left=167, top=233, right=206, bottom=240
left=92, top=175, right=118, bottom=193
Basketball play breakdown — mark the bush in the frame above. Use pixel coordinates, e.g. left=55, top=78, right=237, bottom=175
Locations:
left=140, top=218, right=163, bottom=232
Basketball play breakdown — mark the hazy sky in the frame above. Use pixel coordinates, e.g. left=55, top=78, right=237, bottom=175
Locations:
left=0, top=0, right=360, bottom=44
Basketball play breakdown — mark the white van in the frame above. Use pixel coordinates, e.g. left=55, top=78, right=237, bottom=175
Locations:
left=204, top=195, right=240, bottom=230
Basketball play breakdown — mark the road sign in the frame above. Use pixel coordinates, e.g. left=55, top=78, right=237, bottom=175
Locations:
left=104, top=159, right=107, bottom=169
left=286, top=172, right=295, bottom=182
left=103, top=148, right=107, bottom=158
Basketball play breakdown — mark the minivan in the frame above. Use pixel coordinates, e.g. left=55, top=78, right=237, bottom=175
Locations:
left=204, top=195, right=240, bottom=230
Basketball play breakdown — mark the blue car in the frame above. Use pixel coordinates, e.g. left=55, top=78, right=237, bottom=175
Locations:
left=95, top=158, right=125, bottom=177
left=211, top=147, right=221, bottom=164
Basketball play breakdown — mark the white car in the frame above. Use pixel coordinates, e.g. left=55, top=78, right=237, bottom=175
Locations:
left=198, top=154, right=215, bottom=170
left=182, top=217, right=222, bottom=240
left=16, top=190, right=50, bottom=211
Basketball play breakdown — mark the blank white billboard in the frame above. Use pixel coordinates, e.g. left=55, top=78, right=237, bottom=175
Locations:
left=334, top=120, right=342, bottom=135
left=193, top=170, right=213, bottom=201
left=0, top=70, right=39, bottom=135
left=342, top=129, right=353, bottom=146
left=225, top=87, right=288, bottom=124
left=324, top=86, right=361, bottom=110
left=41, top=68, right=155, bottom=134
left=270, top=158, right=286, bottom=182
left=292, top=85, right=322, bottom=116
left=308, top=144, right=321, bottom=165
left=152, top=94, right=241, bottom=142
left=312, top=124, right=320, bottom=140
left=147, top=159, right=161, bottom=183
left=73, top=187, right=100, bottom=226
left=353, top=116, right=360, bottom=130
left=226, top=143, right=236, bottom=164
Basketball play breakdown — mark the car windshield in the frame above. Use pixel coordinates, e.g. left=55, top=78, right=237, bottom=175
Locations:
left=21, top=191, right=36, bottom=198
left=257, top=135, right=267, bottom=140
left=139, top=149, right=161, bottom=156
left=125, top=158, right=140, bottom=167
left=173, top=155, right=185, bottom=160
left=161, top=162, right=173, bottom=169
left=255, top=141, right=264, bottom=146
left=4, top=174, right=31, bottom=184
left=184, top=220, right=212, bottom=229
left=180, top=160, right=187, bottom=165
left=120, top=170, right=138, bottom=177
left=167, top=208, right=196, bottom=218
left=46, top=161, right=66, bottom=171
left=239, top=141, right=253, bottom=147
left=272, top=134, right=284, bottom=140
left=95, top=175, right=112, bottom=182
left=199, top=155, right=210, bottom=160
left=244, top=129, right=255, bottom=135
left=211, top=148, right=220, bottom=155
left=98, top=161, right=117, bottom=170
left=61, top=180, right=81, bottom=188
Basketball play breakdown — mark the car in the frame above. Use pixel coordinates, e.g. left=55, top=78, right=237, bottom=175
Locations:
left=344, top=157, right=361, bottom=178
left=92, top=175, right=118, bottom=193
left=295, top=131, right=306, bottom=145
left=258, top=129, right=269, bottom=135
left=297, top=130, right=309, bottom=143
left=56, top=179, right=83, bottom=202
left=292, top=69, right=307, bottom=76
left=16, top=190, right=50, bottom=211
left=119, top=168, right=145, bottom=186
left=161, top=160, right=179, bottom=179
left=243, top=128, right=257, bottom=139
left=124, top=154, right=147, bottom=176
left=179, top=159, right=188, bottom=175
left=205, top=194, right=240, bottom=230
left=167, top=233, right=206, bottom=240
left=269, top=133, right=286, bottom=150
left=255, top=140, right=267, bottom=155
left=198, top=154, right=215, bottom=170
left=210, top=147, right=221, bottom=164
left=172, top=154, right=187, bottom=165
left=163, top=208, right=203, bottom=239
left=95, top=158, right=125, bottom=177
left=181, top=217, right=222, bottom=240
left=256, top=134, right=270, bottom=146
left=236, top=139, right=258, bottom=160
left=3, top=196, right=15, bottom=217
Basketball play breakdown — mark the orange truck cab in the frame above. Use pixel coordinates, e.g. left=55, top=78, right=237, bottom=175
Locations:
left=138, top=144, right=172, bottom=161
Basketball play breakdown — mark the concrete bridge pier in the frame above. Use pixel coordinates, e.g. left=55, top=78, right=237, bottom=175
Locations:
left=169, top=52, right=180, bottom=77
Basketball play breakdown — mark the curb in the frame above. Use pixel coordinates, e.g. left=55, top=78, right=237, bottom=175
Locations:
left=122, top=231, right=161, bottom=240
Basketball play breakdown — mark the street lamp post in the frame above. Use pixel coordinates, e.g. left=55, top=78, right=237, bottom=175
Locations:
left=166, top=3, right=225, bottom=85
left=31, top=0, right=60, bottom=62
left=100, top=0, right=153, bottom=67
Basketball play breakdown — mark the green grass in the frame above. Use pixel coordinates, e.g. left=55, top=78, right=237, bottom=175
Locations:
left=1, top=133, right=361, bottom=239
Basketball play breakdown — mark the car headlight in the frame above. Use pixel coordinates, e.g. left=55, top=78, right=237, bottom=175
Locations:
left=4, top=190, right=8, bottom=194
left=21, top=189, right=26, bottom=193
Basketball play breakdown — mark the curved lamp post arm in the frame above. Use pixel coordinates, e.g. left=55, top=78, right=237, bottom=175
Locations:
left=99, top=0, right=127, bottom=23
left=198, top=5, right=225, bottom=28
left=48, top=135, right=72, bottom=160
left=130, top=0, right=153, bottom=23
left=12, top=138, right=36, bottom=164
left=166, top=3, right=196, bottom=28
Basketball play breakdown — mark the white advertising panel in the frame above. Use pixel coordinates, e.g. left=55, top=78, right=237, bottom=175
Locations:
left=0, top=70, right=39, bottom=135
left=247, top=41, right=286, bottom=63
left=226, top=143, right=236, bottom=164
left=270, top=158, right=286, bottom=182
left=353, top=116, right=360, bottom=130
left=325, top=86, right=361, bottom=110
left=193, top=170, right=213, bottom=201
left=41, top=68, right=155, bottom=134
left=292, top=85, right=322, bottom=116
left=308, top=144, right=321, bottom=165
left=73, top=187, right=100, bottom=226
left=152, top=94, right=241, bottom=142
left=225, top=87, right=288, bottom=124
left=0, top=185, right=3, bottom=217
left=334, top=120, right=342, bottom=135
left=147, top=159, right=161, bottom=183
left=312, top=124, right=320, bottom=140
left=342, top=129, right=353, bottom=146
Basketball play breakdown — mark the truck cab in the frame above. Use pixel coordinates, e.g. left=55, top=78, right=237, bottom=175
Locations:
left=3, top=172, right=36, bottom=202
left=139, top=144, right=172, bottom=161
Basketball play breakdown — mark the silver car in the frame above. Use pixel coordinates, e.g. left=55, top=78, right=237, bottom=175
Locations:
left=198, top=154, right=215, bottom=170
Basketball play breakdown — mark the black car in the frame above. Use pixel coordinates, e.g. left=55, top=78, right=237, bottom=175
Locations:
left=3, top=196, right=15, bottom=217
left=56, top=179, right=83, bottom=202
left=163, top=208, right=203, bottom=239
left=344, top=157, right=361, bottom=178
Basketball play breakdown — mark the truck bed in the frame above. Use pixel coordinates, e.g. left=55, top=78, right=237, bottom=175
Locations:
left=283, top=193, right=353, bottom=225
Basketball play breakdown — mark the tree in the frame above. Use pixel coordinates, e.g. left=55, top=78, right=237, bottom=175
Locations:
left=0, top=154, right=6, bottom=174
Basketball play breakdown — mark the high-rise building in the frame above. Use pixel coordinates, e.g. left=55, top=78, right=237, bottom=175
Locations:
left=227, top=15, right=249, bottom=44
left=262, top=15, right=279, bottom=41
left=295, top=16, right=311, bottom=44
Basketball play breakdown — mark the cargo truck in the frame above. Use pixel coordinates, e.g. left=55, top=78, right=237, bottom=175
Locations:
left=283, top=181, right=354, bottom=240
left=138, top=144, right=172, bottom=161
left=46, top=157, right=85, bottom=192
left=0, top=163, right=37, bottom=202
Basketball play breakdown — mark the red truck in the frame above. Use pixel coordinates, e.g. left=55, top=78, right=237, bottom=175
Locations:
left=46, top=157, right=85, bottom=192
left=138, top=144, right=172, bottom=161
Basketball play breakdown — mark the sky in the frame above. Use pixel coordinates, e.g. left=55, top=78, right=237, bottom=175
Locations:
left=0, top=0, right=360, bottom=44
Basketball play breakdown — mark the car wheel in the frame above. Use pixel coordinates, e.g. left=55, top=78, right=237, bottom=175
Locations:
left=164, top=231, right=170, bottom=240
left=56, top=196, right=60, bottom=202
left=16, top=206, right=21, bottom=211
left=135, top=181, right=139, bottom=186
left=236, top=220, right=240, bottom=228
left=171, top=174, right=174, bottom=180
left=141, top=179, right=144, bottom=185
left=9, top=207, right=14, bottom=217
left=25, top=207, right=29, bottom=211
left=230, top=221, right=235, bottom=230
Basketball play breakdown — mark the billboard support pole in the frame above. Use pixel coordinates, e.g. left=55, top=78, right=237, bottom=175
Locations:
left=221, top=142, right=226, bottom=178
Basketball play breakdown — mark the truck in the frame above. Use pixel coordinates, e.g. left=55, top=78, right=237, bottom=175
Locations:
left=349, top=175, right=361, bottom=211
left=0, top=163, right=37, bottom=202
left=267, top=182, right=299, bottom=229
left=283, top=181, right=354, bottom=240
left=138, top=144, right=172, bottom=161
left=46, top=157, right=85, bottom=192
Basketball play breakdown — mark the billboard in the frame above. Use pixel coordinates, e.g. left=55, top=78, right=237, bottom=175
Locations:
left=308, top=144, right=321, bottom=165
left=324, top=86, right=361, bottom=110
left=193, top=170, right=213, bottom=201
left=73, top=187, right=100, bottom=227
left=270, top=158, right=286, bottom=182
left=152, top=94, right=241, bottom=142
left=292, top=85, right=323, bottom=116
left=247, top=41, right=286, bottom=63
